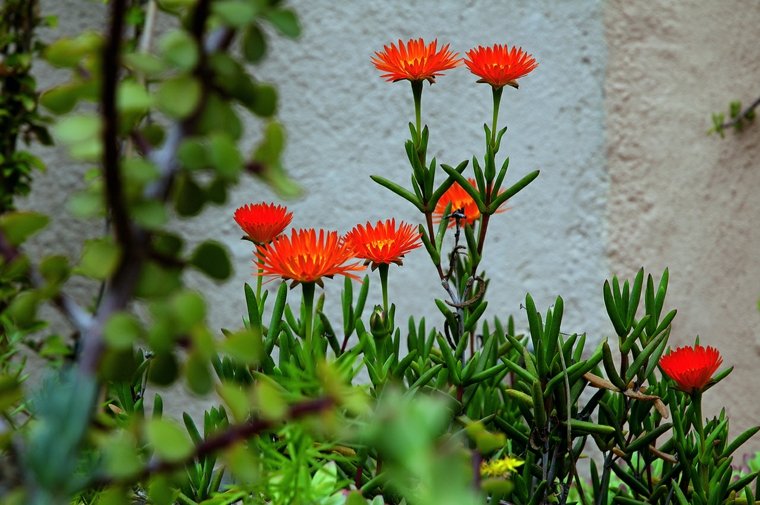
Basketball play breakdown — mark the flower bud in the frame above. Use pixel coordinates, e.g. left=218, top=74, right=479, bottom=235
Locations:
left=369, top=305, right=390, bottom=339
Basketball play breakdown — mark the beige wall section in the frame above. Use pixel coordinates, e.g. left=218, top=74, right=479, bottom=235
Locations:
left=605, top=1, right=760, bottom=454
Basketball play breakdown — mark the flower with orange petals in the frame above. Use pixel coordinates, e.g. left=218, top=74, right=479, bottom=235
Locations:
left=255, top=229, right=364, bottom=287
left=234, top=203, right=293, bottom=244
left=464, top=44, right=537, bottom=89
left=659, top=344, right=723, bottom=393
left=372, top=38, right=460, bottom=83
left=433, top=179, right=506, bottom=228
left=345, top=219, right=422, bottom=269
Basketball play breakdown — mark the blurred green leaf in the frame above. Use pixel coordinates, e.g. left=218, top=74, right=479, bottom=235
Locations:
left=146, top=418, right=194, bottom=462
left=265, top=8, right=301, bottom=38
left=185, top=351, right=213, bottom=395
left=0, top=211, right=49, bottom=246
left=159, top=29, right=198, bottom=71
left=213, top=0, right=260, bottom=26
left=209, top=133, right=243, bottom=180
left=178, top=139, right=208, bottom=171
left=75, top=238, right=121, bottom=280
left=253, top=378, right=287, bottom=420
left=156, top=75, right=201, bottom=119
left=174, top=172, right=206, bottom=217
left=148, top=352, right=179, bottom=385
left=242, top=25, right=267, bottom=63
left=190, top=240, right=232, bottom=281
left=53, top=114, right=100, bottom=144
left=117, top=79, right=152, bottom=113
left=220, top=328, right=262, bottom=365
left=251, top=84, right=277, bottom=117
left=0, top=375, right=22, bottom=411
left=104, top=312, right=142, bottom=350
left=104, top=431, right=142, bottom=479
left=44, top=32, right=102, bottom=67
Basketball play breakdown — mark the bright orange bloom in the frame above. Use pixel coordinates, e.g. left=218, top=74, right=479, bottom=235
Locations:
left=433, top=179, right=506, bottom=228
left=659, top=345, right=722, bottom=393
left=372, top=38, right=460, bottom=83
left=234, top=203, right=293, bottom=244
left=464, top=44, right=537, bottom=89
left=255, top=229, right=364, bottom=287
left=345, top=219, right=422, bottom=268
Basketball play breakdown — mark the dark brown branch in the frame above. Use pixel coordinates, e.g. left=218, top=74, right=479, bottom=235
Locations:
left=89, top=396, right=336, bottom=488
left=101, top=0, right=133, bottom=254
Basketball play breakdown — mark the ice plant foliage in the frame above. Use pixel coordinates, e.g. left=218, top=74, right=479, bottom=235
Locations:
left=345, top=218, right=421, bottom=268
left=372, top=38, right=460, bottom=83
left=433, top=178, right=506, bottom=227
left=464, top=44, right=538, bottom=89
left=234, top=202, right=293, bottom=244
left=255, top=228, right=364, bottom=286
left=659, top=344, right=723, bottom=393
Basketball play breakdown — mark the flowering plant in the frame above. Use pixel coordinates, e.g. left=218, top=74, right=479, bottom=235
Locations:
left=0, top=4, right=756, bottom=505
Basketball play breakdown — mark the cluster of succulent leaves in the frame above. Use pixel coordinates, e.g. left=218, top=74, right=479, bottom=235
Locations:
left=0, top=2, right=758, bottom=505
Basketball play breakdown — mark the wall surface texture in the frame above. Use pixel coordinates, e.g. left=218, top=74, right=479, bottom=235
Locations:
left=21, top=1, right=760, bottom=452
left=605, top=0, right=760, bottom=453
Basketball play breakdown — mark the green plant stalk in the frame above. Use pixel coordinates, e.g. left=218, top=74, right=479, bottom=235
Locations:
left=490, top=86, right=503, bottom=151
left=412, top=79, right=423, bottom=143
left=379, top=263, right=390, bottom=315
left=692, top=390, right=708, bottom=494
left=301, top=281, right=316, bottom=364
left=255, top=244, right=264, bottom=300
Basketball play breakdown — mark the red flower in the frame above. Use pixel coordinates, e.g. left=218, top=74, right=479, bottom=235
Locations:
left=464, top=44, right=537, bottom=89
left=345, top=219, right=421, bottom=268
left=433, top=179, right=507, bottom=228
left=255, top=229, right=365, bottom=287
left=372, top=38, right=460, bottom=83
left=234, top=203, right=293, bottom=244
left=659, top=345, right=723, bottom=393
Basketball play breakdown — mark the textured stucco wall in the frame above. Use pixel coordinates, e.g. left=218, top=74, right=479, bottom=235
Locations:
left=605, top=0, right=760, bottom=452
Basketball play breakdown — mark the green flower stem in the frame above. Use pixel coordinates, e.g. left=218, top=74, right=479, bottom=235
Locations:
left=255, top=244, right=264, bottom=300
left=692, top=391, right=705, bottom=442
left=490, top=86, right=504, bottom=152
left=692, top=390, right=708, bottom=493
left=301, top=281, right=316, bottom=361
left=411, top=79, right=423, bottom=142
left=378, top=263, right=390, bottom=315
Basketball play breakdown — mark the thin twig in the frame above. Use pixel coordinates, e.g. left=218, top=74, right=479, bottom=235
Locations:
left=88, top=396, right=335, bottom=488
left=719, top=95, right=760, bottom=130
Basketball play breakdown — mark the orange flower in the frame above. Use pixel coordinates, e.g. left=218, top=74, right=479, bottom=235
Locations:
left=372, top=38, right=460, bottom=83
left=345, top=219, right=422, bottom=268
left=659, top=344, right=723, bottom=393
left=234, top=203, right=293, bottom=244
left=255, top=228, right=364, bottom=287
left=433, top=179, right=506, bottom=228
left=464, top=44, right=537, bottom=89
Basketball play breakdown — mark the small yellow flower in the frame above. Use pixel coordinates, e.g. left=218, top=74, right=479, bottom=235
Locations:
left=480, top=456, right=524, bottom=478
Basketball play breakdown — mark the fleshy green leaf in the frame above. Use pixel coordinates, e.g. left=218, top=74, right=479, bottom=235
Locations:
left=145, top=419, right=194, bottom=462
left=0, top=211, right=49, bottom=246
left=190, top=240, right=232, bottom=280
left=156, top=75, right=201, bottom=119
left=158, top=30, right=198, bottom=71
